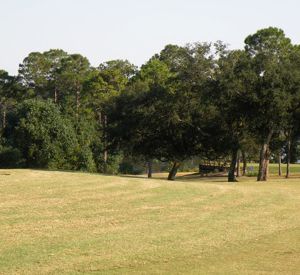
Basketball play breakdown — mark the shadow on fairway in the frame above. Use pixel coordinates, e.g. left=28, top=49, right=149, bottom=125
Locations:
left=121, top=172, right=230, bottom=183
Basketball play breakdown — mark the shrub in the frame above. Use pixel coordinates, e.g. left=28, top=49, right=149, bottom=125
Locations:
left=0, top=147, right=24, bottom=168
left=5, top=99, right=78, bottom=169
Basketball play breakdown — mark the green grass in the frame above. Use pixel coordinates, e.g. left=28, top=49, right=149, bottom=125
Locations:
left=0, top=170, right=300, bottom=274
left=246, top=163, right=300, bottom=176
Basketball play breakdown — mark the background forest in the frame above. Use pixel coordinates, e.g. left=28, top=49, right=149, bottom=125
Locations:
left=1, top=27, right=300, bottom=181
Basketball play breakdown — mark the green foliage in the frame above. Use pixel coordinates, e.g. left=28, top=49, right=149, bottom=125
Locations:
left=118, top=155, right=146, bottom=175
left=75, top=145, right=97, bottom=172
left=18, top=49, right=68, bottom=100
left=1, top=27, right=300, bottom=181
left=6, top=99, right=78, bottom=169
left=108, top=44, right=214, bottom=166
left=98, top=59, right=137, bottom=93
left=244, top=27, right=294, bottom=137
left=0, top=146, right=24, bottom=168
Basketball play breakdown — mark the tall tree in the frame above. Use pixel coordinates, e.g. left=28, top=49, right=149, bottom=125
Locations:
left=98, top=59, right=137, bottom=93
left=0, top=70, right=23, bottom=134
left=244, top=27, right=293, bottom=181
left=97, top=60, right=137, bottom=171
left=18, top=49, right=68, bottom=102
left=283, top=45, right=300, bottom=177
left=213, top=49, right=254, bottom=182
left=58, top=54, right=91, bottom=117
left=108, top=44, right=214, bottom=180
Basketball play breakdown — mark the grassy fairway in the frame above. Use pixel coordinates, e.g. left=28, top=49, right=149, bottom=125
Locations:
left=246, top=163, right=300, bottom=176
left=0, top=170, right=300, bottom=274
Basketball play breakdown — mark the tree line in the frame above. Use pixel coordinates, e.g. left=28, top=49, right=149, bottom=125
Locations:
left=1, top=27, right=300, bottom=181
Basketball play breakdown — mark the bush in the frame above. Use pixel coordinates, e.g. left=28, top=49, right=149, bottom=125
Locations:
left=0, top=147, right=24, bottom=168
left=76, top=146, right=97, bottom=172
left=5, top=99, right=78, bottom=169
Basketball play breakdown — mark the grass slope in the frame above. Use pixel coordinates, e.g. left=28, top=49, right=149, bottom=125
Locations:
left=0, top=170, right=300, bottom=274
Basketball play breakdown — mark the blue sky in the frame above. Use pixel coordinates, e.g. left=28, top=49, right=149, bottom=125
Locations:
left=1, top=0, right=299, bottom=75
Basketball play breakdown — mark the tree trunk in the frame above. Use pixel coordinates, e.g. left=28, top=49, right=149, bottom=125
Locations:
left=278, top=152, right=282, bottom=176
left=54, top=87, right=58, bottom=103
left=257, top=130, right=273, bottom=181
left=147, top=160, right=153, bottom=178
left=2, top=109, right=6, bottom=129
left=257, top=147, right=271, bottom=181
left=236, top=150, right=241, bottom=177
left=98, top=111, right=102, bottom=124
left=266, top=158, right=270, bottom=179
left=76, top=90, right=80, bottom=117
left=286, top=138, right=291, bottom=178
left=228, top=148, right=238, bottom=182
left=75, top=81, right=80, bottom=118
left=242, top=150, right=247, bottom=176
left=168, top=161, right=180, bottom=181
left=103, top=115, right=108, bottom=173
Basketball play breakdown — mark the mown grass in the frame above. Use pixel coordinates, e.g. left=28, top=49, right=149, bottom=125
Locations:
left=0, top=169, right=300, bottom=274
left=246, top=163, right=300, bottom=176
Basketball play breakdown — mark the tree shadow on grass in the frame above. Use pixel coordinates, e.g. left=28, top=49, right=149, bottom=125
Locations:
left=176, top=172, right=229, bottom=183
left=121, top=172, right=230, bottom=183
